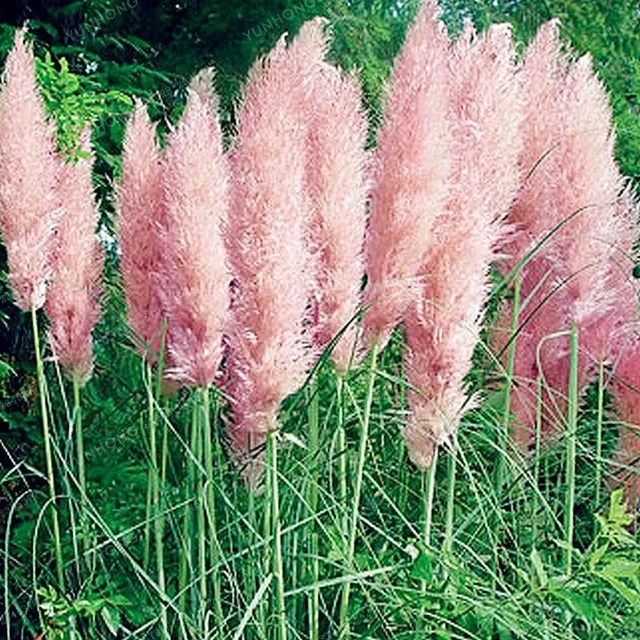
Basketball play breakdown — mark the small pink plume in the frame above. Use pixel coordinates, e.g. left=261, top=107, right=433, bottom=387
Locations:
left=404, top=23, right=523, bottom=469
left=46, top=129, right=103, bottom=384
left=117, top=100, right=165, bottom=359
left=307, top=63, right=369, bottom=372
left=364, top=1, right=451, bottom=350
left=0, top=28, right=58, bottom=310
left=495, top=21, right=635, bottom=445
left=225, top=20, right=326, bottom=462
left=159, top=69, right=230, bottom=388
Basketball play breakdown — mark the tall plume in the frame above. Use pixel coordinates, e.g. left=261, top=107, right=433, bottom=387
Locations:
left=307, top=63, right=369, bottom=372
left=494, top=21, right=636, bottom=445
left=117, top=100, right=165, bottom=359
left=0, top=28, right=58, bottom=311
left=46, top=129, right=103, bottom=384
left=225, top=20, right=327, bottom=461
left=363, top=1, right=451, bottom=350
left=404, top=24, right=523, bottom=469
left=158, top=69, right=230, bottom=388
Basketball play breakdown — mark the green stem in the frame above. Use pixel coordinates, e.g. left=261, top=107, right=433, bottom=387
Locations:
left=594, top=359, right=605, bottom=527
left=423, top=447, right=439, bottom=549
left=202, top=388, right=223, bottom=631
left=532, top=375, right=543, bottom=545
left=307, top=380, right=320, bottom=640
left=496, top=276, right=521, bottom=495
left=196, top=400, right=207, bottom=623
left=179, top=404, right=198, bottom=614
left=420, top=447, right=439, bottom=628
left=269, top=431, right=287, bottom=640
left=564, top=325, right=579, bottom=578
left=146, top=364, right=168, bottom=638
left=72, top=375, right=89, bottom=562
left=443, top=444, right=457, bottom=557
left=31, top=306, right=64, bottom=589
left=339, top=341, right=378, bottom=639
left=337, top=373, right=348, bottom=552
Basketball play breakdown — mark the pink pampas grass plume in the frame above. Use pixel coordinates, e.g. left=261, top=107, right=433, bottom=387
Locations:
left=158, top=69, right=230, bottom=388
left=404, top=24, right=523, bottom=469
left=0, top=28, right=58, bottom=311
left=118, top=100, right=165, bottom=359
left=225, top=20, right=326, bottom=462
left=363, top=1, right=451, bottom=350
left=495, top=21, right=635, bottom=445
left=46, top=129, right=103, bottom=384
left=307, top=63, right=369, bottom=372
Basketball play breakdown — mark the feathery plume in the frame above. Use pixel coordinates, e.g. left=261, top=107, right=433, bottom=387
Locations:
left=363, top=1, right=451, bottom=350
left=225, top=20, right=327, bottom=461
left=159, top=69, right=230, bottom=388
left=118, top=100, right=165, bottom=359
left=0, top=28, right=58, bottom=310
left=404, top=24, right=523, bottom=469
left=307, top=63, right=369, bottom=372
left=495, top=21, right=635, bottom=444
left=46, top=128, right=103, bottom=384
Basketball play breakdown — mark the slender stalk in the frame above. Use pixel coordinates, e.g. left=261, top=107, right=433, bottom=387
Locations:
left=419, top=447, right=439, bottom=629
left=261, top=441, right=272, bottom=635
left=339, top=341, right=379, bottom=639
left=155, top=319, right=169, bottom=606
left=195, top=401, right=207, bottom=623
left=201, top=388, right=224, bottom=631
left=423, top=447, right=439, bottom=549
left=532, top=375, right=543, bottom=544
left=496, top=276, right=521, bottom=495
left=336, top=373, right=348, bottom=550
left=31, top=306, right=64, bottom=589
left=72, top=375, right=89, bottom=561
left=268, top=431, right=287, bottom=640
left=564, top=324, right=579, bottom=577
left=307, top=380, right=320, bottom=640
left=143, top=470, right=152, bottom=571
left=594, top=359, right=605, bottom=524
left=443, top=444, right=457, bottom=557
left=145, top=363, right=168, bottom=638
left=179, top=404, right=198, bottom=614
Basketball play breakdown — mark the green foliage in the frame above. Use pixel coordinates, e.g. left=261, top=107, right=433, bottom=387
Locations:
left=35, top=51, right=132, bottom=158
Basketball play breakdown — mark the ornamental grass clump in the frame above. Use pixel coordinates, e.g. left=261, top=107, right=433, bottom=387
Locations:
left=404, top=23, right=523, bottom=469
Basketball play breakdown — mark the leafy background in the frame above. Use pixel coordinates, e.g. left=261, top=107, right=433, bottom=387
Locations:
left=0, top=1, right=638, bottom=637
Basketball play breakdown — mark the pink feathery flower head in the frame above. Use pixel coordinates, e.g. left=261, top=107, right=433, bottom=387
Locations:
left=307, top=62, right=369, bottom=372
left=0, top=28, right=58, bottom=310
left=118, top=99, right=166, bottom=359
left=363, top=1, right=451, bottom=351
left=46, top=127, right=103, bottom=384
left=494, top=21, right=634, bottom=445
left=159, top=69, right=230, bottom=388
left=225, top=19, right=327, bottom=465
left=404, top=23, right=523, bottom=469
